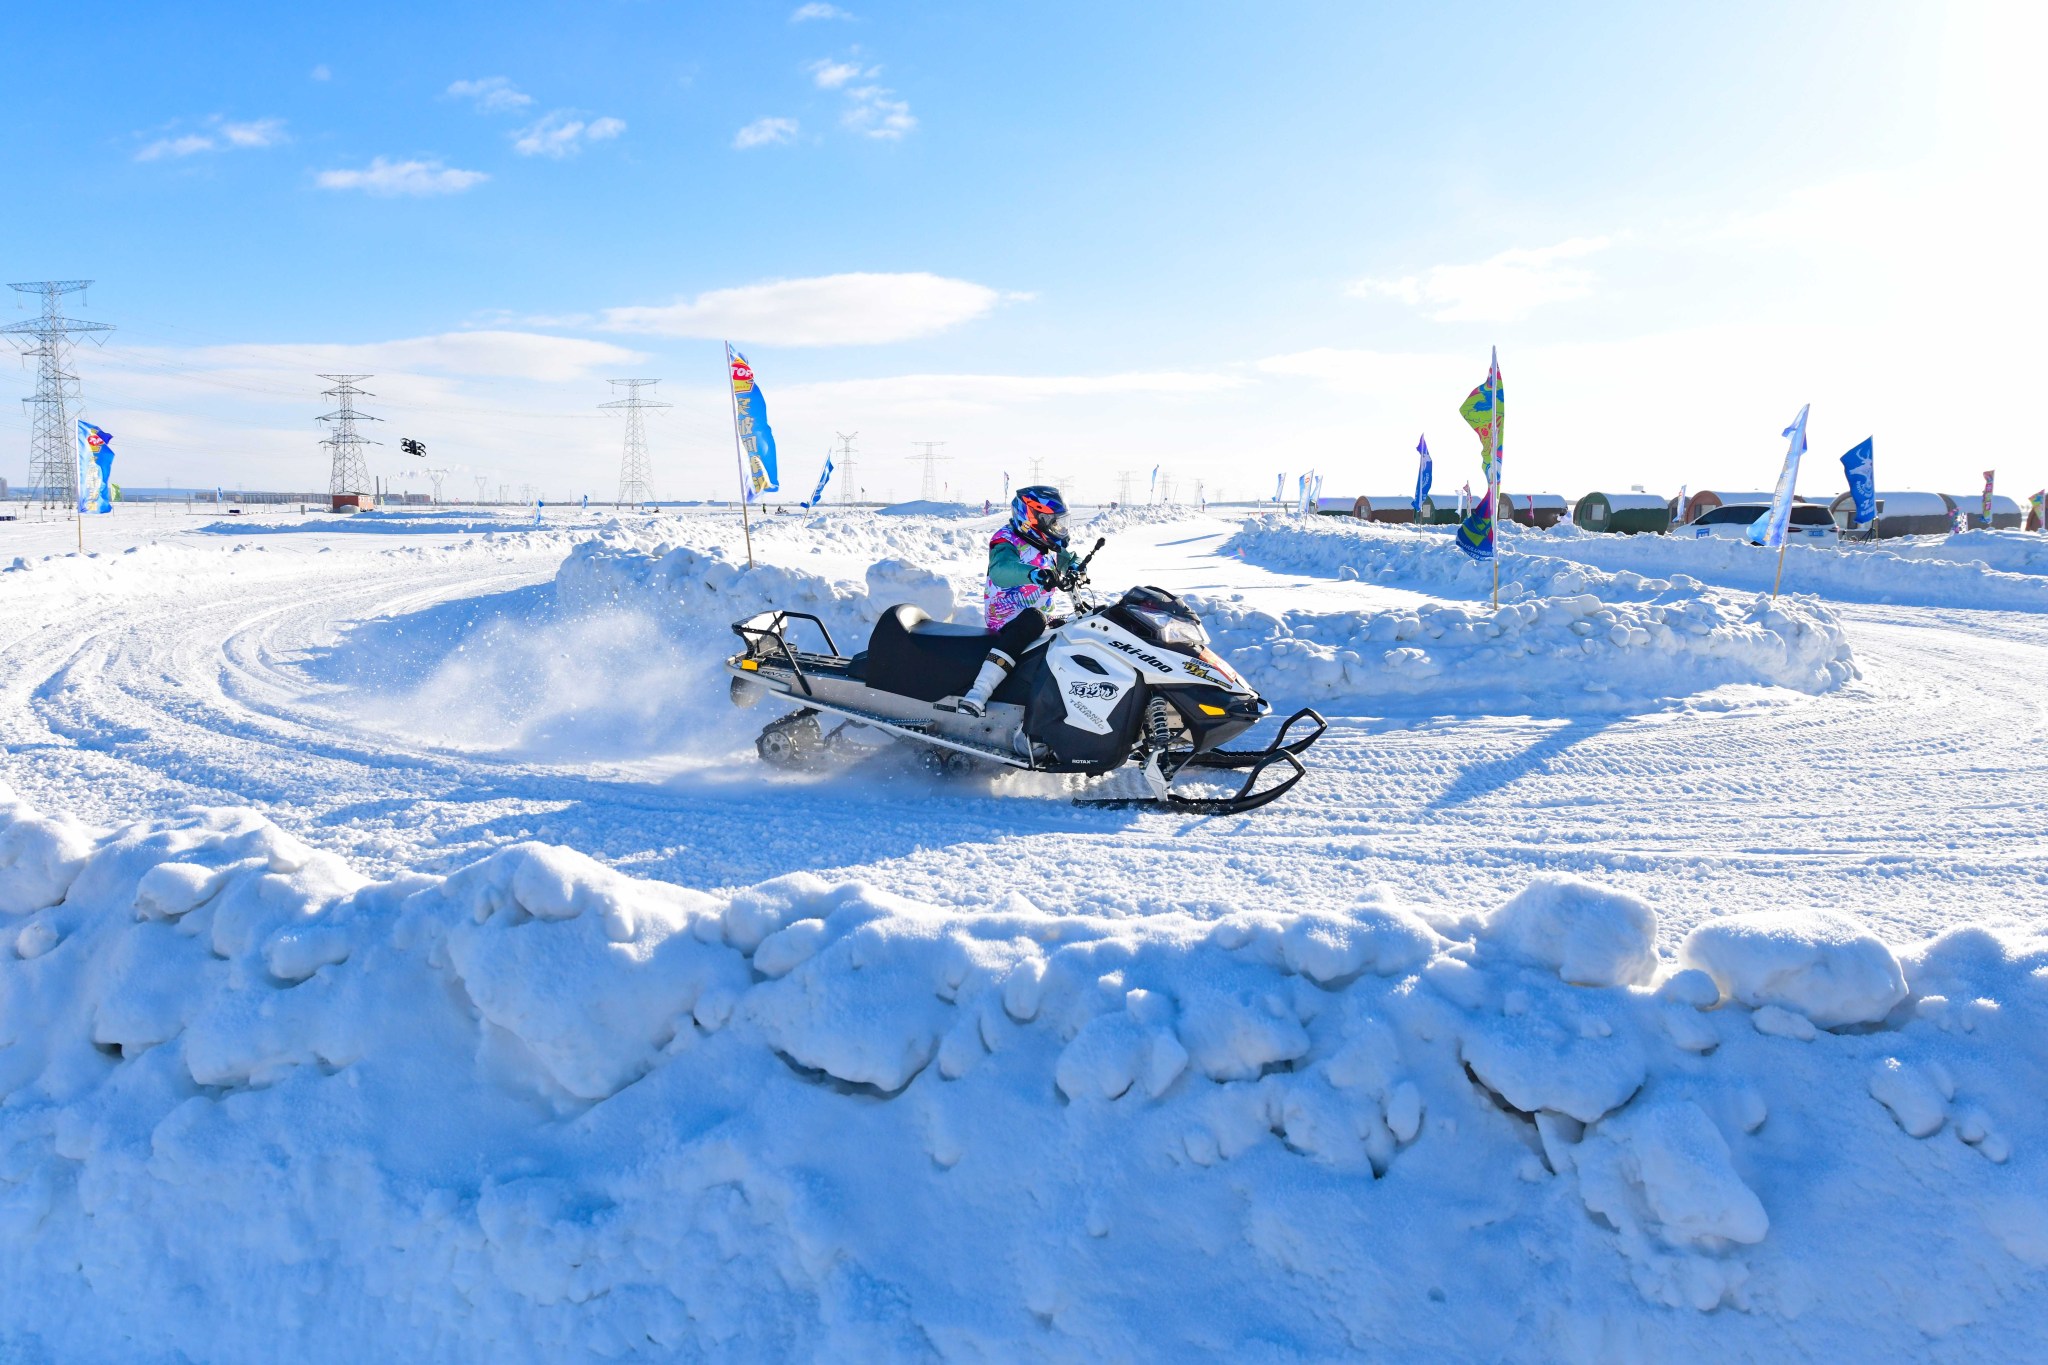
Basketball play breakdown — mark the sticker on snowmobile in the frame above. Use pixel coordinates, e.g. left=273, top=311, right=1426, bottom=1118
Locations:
left=1181, top=660, right=1223, bottom=684
left=1068, top=681, right=1120, bottom=700
left=1105, top=638, right=1175, bottom=674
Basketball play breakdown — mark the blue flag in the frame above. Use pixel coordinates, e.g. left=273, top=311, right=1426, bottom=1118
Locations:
left=803, top=452, right=834, bottom=508
left=76, top=421, right=115, bottom=515
left=1840, top=437, right=1876, bottom=527
left=726, top=346, right=779, bottom=499
left=1412, top=434, right=1432, bottom=521
left=1749, top=404, right=1811, bottom=547
left=1275, top=472, right=1285, bottom=503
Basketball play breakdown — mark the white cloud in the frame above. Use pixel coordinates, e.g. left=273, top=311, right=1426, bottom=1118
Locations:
left=596, top=272, right=1008, bottom=345
left=218, top=118, right=287, bottom=149
left=446, top=77, right=532, bottom=113
left=734, top=117, right=800, bottom=150
left=315, top=157, right=488, bottom=196
left=792, top=3, right=852, bottom=20
left=1349, top=236, right=1612, bottom=323
left=842, top=85, right=915, bottom=140
left=136, top=134, right=216, bottom=162
left=512, top=111, right=627, bottom=158
left=135, top=116, right=288, bottom=161
left=309, top=65, right=331, bottom=81
left=809, top=58, right=868, bottom=89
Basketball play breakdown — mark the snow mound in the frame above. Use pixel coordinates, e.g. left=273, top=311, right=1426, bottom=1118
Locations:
left=1679, top=909, right=1909, bottom=1028
left=1535, top=522, right=2048, bottom=610
left=876, top=499, right=986, bottom=519
left=1889, top=529, right=2048, bottom=577
left=554, top=537, right=972, bottom=642
left=4, top=789, right=2046, bottom=1358
left=1192, top=590, right=1854, bottom=707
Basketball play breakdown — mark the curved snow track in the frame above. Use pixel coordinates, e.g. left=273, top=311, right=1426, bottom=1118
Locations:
left=2, top=515, right=2045, bottom=944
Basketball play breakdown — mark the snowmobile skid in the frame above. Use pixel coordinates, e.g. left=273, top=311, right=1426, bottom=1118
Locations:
left=725, top=565, right=1325, bottom=816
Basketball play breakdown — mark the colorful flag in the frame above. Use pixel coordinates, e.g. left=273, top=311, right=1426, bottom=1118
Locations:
left=1412, top=435, right=1432, bottom=522
left=1839, top=439, right=1876, bottom=526
left=726, top=345, right=779, bottom=499
left=1748, top=404, right=1810, bottom=547
left=75, top=421, right=115, bottom=515
left=1981, top=470, right=1996, bottom=528
left=803, top=452, right=834, bottom=508
left=1454, top=350, right=1503, bottom=562
left=1675, top=484, right=1689, bottom=525
left=1951, top=507, right=1967, bottom=535
left=2029, top=489, right=2045, bottom=532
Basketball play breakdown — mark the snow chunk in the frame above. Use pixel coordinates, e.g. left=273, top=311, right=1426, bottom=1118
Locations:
left=0, top=789, right=94, bottom=914
left=1868, top=1057, right=1946, bottom=1138
left=1482, top=873, right=1658, bottom=988
left=427, top=843, right=737, bottom=1101
left=1280, top=893, right=1438, bottom=983
left=1577, top=1097, right=1769, bottom=1312
left=1679, top=910, right=1907, bottom=1029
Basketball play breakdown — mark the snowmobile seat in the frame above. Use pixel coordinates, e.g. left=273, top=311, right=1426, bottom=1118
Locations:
left=863, top=604, right=996, bottom=702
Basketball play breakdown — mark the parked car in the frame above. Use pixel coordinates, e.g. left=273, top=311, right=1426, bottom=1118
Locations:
left=1685, top=502, right=1838, bottom=543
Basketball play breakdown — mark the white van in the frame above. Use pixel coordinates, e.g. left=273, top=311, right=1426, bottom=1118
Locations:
left=1685, top=503, right=1839, bottom=543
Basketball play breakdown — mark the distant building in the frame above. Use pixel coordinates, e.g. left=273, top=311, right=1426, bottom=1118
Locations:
left=1573, top=491, right=1672, bottom=535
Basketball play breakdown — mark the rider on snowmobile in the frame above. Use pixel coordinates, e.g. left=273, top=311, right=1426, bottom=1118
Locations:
left=941, top=485, right=1080, bottom=717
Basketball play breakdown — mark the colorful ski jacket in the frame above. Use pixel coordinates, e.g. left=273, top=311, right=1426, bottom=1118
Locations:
left=984, top=523, right=1078, bottom=628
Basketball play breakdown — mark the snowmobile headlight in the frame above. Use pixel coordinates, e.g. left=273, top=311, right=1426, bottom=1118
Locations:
left=1129, top=605, right=1206, bottom=647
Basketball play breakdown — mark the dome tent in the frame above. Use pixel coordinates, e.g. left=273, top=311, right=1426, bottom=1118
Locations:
left=1825, top=490, right=1956, bottom=538
left=1572, top=491, right=1672, bottom=535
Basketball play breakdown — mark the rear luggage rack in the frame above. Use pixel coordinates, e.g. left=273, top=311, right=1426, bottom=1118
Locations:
left=731, top=611, right=849, bottom=697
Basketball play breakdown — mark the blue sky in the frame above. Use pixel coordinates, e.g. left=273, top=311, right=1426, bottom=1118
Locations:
left=1, top=1, right=2038, bottom=504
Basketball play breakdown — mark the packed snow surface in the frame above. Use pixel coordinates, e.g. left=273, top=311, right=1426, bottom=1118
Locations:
left=1, top=504, right=2046, bottom=1359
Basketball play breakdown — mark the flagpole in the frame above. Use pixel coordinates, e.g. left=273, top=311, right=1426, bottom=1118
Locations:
left=1771, top=532, right=1789, bottom=600
left=724, top=343, right=756, bottom=570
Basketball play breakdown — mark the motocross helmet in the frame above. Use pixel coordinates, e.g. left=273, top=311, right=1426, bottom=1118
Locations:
left=1011, top=485, right=1070, bottom=551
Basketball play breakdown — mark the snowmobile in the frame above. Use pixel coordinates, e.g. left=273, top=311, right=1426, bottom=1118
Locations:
left=723, top=538, right=1324, bottom=814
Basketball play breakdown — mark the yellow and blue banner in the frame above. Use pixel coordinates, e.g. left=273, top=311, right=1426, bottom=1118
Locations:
left=1454, top=350, right=1503, bottom=562
left=726, top=345, right=779, bottom=499
left=75, top=420, right=115, bottom=515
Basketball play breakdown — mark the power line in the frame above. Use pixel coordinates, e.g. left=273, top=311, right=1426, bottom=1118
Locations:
left=3, top=280, right=114, bottom=507
left=908, top=440, right=950, bottom=501
left=601, top=378, right=669, bottom=507
left=315, top=375, right=379, bottom=498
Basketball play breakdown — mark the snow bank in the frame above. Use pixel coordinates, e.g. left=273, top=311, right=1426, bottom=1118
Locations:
left=1888, top=529, right=2048, bottom=578
left=1535, top=523, right=2048, bottom=610
left=554, top=537, right=971, bottom=644
left=1211, top=517, right=1854, bottom=706
left=2, top=790, right=2044, bottom=1359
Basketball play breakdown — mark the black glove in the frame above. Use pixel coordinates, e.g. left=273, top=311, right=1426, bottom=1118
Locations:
left=1031, top=566, right=1062, bottom=589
